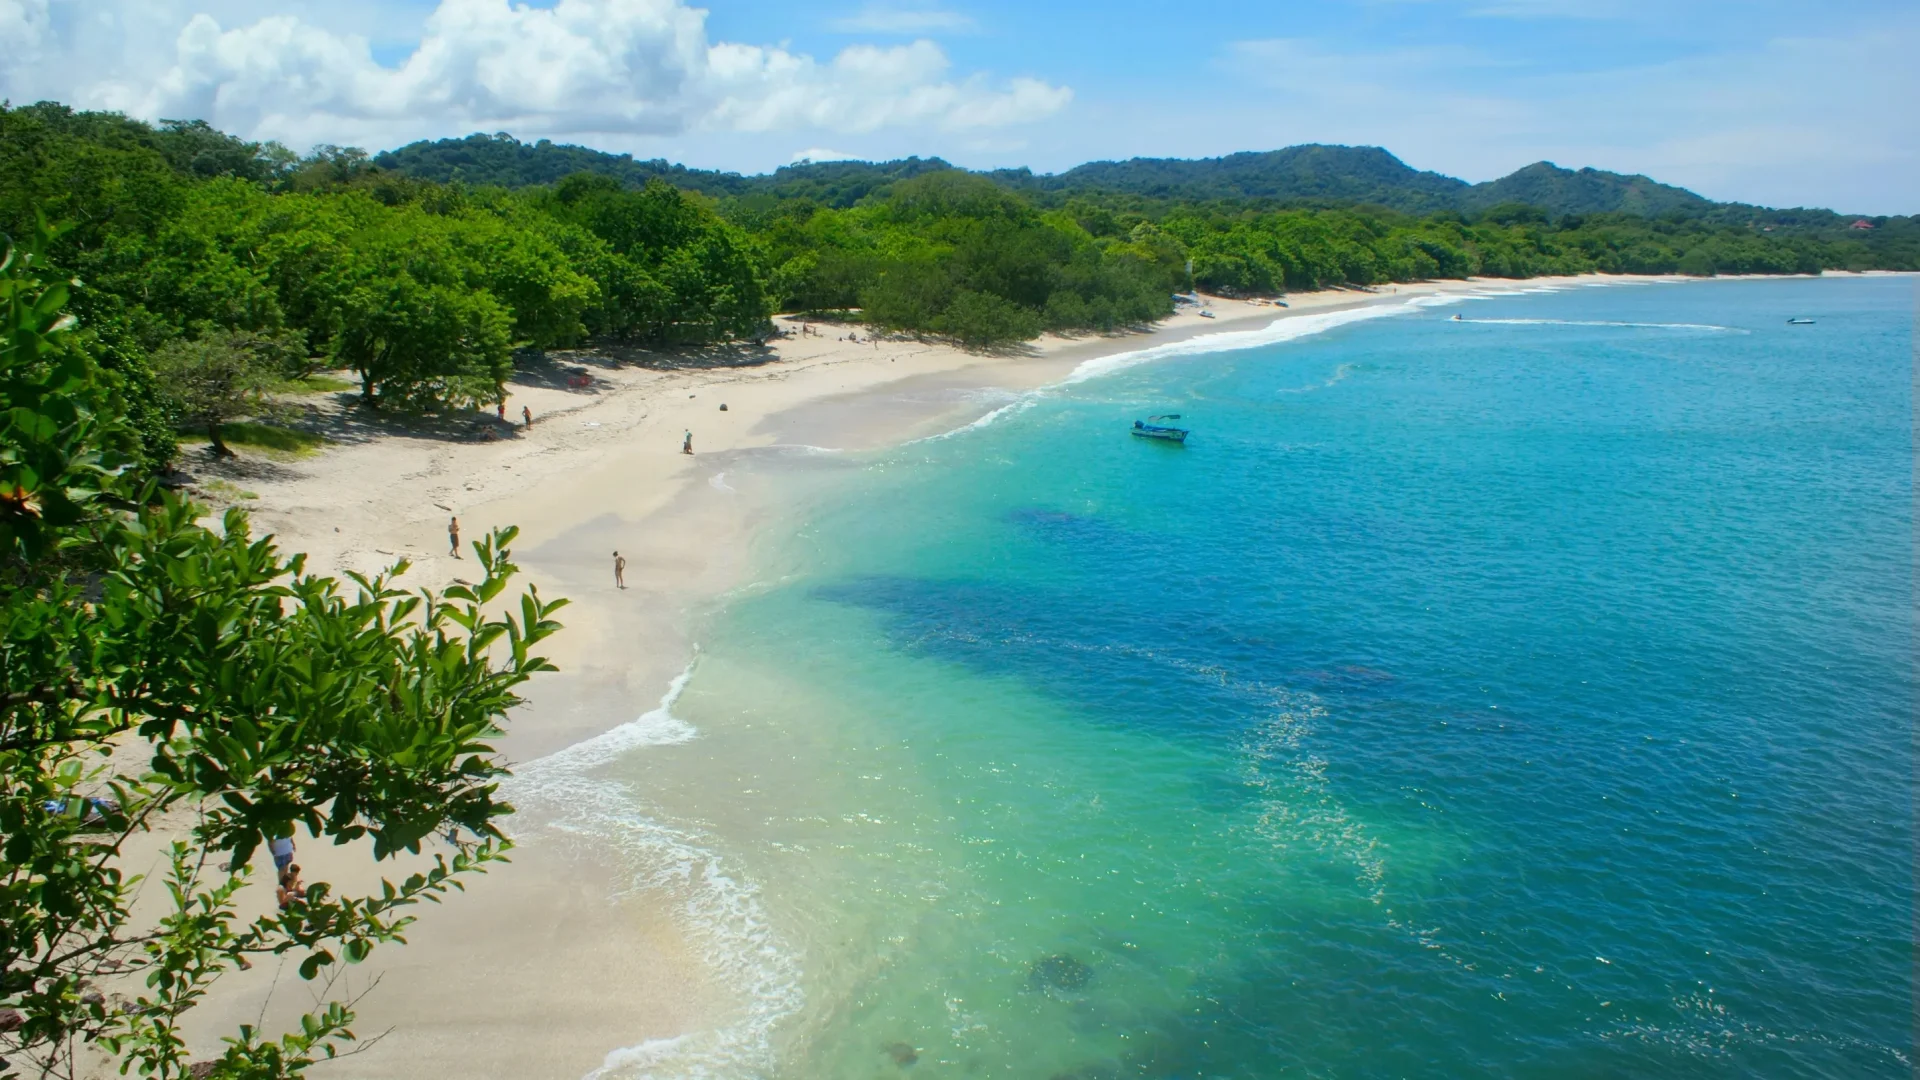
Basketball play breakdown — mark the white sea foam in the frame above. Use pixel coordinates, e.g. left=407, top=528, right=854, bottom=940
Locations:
left=745, top=443, right=845, bottom=457
left=912, top=280, right=1694, bottom=441
left=708, top=471, right=735, bottom=494
left=507, top=659, right=803, bottom=1080
left=1450, top=317, right=1746, bottom=332
left=1276, top=362, right=1357, bottom=395
left=1238, top=690, right=1483, bottom=976
left=514, top=664, right=699, bottom=783
left=1239, top=693, right=1387, bottom=902
left=905, top=397, right=1037, bottom=444
left=905, top=298, right=1463, bottom=443
left=1061, top=300, right=1430, bottom=386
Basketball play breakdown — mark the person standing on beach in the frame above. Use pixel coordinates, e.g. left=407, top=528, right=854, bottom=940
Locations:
left=496, top=401, right=506, bottom=421
left=523, top=405, right=533, bottom=427
left=613, top=551, right=627, bottom=589
left=682, top=430, right=694, bottom=455
left=448, top=516, right=461, bottom=557
left=269, top=835, right=295, bottom=876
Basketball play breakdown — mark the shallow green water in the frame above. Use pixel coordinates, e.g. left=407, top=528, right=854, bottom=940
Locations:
left=551, top=277, right=1912, bottom=1079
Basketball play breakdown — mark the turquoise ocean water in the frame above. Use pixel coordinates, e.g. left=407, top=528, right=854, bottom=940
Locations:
left=537, top=277, right=1912, bottom=1079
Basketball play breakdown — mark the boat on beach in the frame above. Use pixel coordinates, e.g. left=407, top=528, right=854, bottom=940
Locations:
left=1132, top=414, right=1189, bottom=443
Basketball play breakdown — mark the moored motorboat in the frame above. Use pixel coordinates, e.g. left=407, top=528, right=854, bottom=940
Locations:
left=1786, top=318, right=1815, bottom=324
left=1132, top=414, right=1189, bottom=443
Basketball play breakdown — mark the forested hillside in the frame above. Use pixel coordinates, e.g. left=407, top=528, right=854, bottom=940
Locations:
left=378, top=131, right=1919, bottom=264
left=373, top=132, right=749, bottom=197
left=3, top=101, right=1912, bottom=476
left=1019, top=145, right=1471, bottom=209
left=1458, top=162, right=1710, bottom=216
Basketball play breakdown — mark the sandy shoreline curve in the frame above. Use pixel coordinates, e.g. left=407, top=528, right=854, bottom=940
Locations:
left=156, top=273, right=1703, bottom=1078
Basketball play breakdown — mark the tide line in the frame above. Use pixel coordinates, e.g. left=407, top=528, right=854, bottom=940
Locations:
left=507, top=657, right=804, bottom=1080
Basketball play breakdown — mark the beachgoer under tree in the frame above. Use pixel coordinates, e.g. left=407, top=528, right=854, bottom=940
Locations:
left=448, top=516, right=461, bottom=557
left=276, top=864, right=303, bottom=911
left=523, top=405, right=533, bottom=427
left=613, top=551, right=627, bottom=589
left=269, top=835, right=295, bottom=875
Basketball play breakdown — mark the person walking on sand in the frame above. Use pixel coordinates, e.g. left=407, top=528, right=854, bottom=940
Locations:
left=613, top=551, right=627, bottom=589
left=497, top=400, right=506, bottom=421
left=523, top=405, right=533, bottom=427
left=682, top=430, right=694, bottom=455
left=448, top=516, right=461, bottom=557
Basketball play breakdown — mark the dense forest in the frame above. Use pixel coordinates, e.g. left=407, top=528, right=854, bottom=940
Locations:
left=384, top=132, right=1920, bottom=236
left=3, top=101, right=1913, bottom=474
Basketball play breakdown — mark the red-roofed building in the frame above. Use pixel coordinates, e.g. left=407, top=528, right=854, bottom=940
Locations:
left=1850, top=219, right=1875, bottom=229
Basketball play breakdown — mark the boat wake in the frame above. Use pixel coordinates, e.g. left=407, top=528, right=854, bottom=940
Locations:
left=507, top=660, right=803, bottom=1080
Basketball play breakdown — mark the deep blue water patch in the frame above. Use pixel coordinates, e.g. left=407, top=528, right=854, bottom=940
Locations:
left=746, top=276, right=1911, bottom=1078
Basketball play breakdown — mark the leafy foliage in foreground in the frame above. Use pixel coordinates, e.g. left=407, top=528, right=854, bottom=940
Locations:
left=0, top=228, right=566, bottom=1079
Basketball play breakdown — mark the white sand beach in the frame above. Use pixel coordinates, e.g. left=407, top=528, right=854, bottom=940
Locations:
left=118, top=275, right=1694, bottom=1079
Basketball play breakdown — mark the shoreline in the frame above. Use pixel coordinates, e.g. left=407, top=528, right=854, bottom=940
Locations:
left=168, top=271, right=1712, bottom=1077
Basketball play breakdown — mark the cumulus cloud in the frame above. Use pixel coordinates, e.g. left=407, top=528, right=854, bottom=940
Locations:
left=4, top=0, right=1068, bottom=150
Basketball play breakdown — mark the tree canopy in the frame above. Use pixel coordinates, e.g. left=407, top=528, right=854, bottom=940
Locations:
left=3, top=100, right=1913, bottom=457
left=0, top=104, right=774, bottom=437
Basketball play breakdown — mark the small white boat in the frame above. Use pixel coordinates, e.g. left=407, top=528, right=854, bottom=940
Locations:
left=1786, top=318, right=1815, bottom=325
left=1132, top=415, right=1189, bottom=444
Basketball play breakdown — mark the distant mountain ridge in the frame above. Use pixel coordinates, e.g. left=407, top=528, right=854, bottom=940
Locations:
left=1462, top=161, right=1712, bottom=217
left=371, top=135, right=1846, bottom=220
left=1018, top=145, right=1472, bottom=210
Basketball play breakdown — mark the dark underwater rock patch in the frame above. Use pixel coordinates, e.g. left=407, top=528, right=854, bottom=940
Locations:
left=1029, top=953, right=1093, bottom=992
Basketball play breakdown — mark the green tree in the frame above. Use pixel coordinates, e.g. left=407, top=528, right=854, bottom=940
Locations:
left=328, top=253, right=515, bottom=410
left=151, top=329, right=303, bottom=455
left=935, top=290, right=1043, bottom=346
left=1, top=229, right=566, bottom=1078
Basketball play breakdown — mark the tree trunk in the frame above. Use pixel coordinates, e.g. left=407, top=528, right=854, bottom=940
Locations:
left=207, top=422, right=234, bottom=457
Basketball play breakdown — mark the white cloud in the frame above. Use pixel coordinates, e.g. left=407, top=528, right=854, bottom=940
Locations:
left=1215, top=25, right=1918, bottom=212
left=2, top=0, right=1067, bottom=151
left=0, top=0, right=49, bottom=52
left=791, top=147, right=859, bottom=163
left=830, top=5, right=976, bottom=34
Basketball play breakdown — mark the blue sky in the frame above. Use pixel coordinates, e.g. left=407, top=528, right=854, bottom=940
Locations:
left=3, top=0, right=1913, bottom=211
